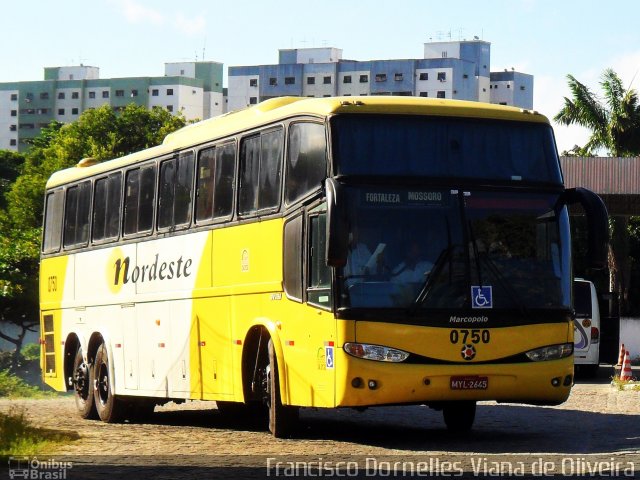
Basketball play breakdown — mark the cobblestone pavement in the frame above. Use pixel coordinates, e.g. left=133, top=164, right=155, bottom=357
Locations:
left=1, top=373, right=639, bottom=479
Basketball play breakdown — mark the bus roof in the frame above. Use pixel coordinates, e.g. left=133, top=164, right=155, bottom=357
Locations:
left=45, top=96, right=550, bottom=189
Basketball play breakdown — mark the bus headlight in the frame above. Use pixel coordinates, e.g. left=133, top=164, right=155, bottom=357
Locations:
left=525, top=343, right=573, bottom=362
left=344, top=343, right=410, bottom=362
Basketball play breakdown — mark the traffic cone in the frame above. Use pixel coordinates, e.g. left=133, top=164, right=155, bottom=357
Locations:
left=620, top=350, right=633, bottom=381
left=616, top=344, right=626, bottom=366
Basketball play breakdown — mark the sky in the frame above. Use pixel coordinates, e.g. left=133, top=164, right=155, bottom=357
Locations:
left=1, top=0, right=639, bottom=153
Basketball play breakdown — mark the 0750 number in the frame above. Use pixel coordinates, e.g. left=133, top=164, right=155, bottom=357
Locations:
left=450, top=329, right=490, bottom=344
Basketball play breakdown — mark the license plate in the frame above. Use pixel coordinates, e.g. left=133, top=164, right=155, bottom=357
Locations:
left=450, top=375, right=488, bottom=390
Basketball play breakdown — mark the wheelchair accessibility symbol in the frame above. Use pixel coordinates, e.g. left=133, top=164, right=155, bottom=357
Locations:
left=471, top=286, right=493, bottom=309
left=325, top=346, right=334, bottom=369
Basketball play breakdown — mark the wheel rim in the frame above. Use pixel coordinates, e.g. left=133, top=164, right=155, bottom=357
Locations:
left=74, top=362, right=89, bottom=400
left=97, top=361, right=109, bottom=405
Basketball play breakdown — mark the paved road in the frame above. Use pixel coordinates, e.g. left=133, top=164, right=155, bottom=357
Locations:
left=1, top=370, right=639, bottom=479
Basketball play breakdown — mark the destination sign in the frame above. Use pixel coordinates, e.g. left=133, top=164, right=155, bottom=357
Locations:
left=362, top=190, right=446, bottom=206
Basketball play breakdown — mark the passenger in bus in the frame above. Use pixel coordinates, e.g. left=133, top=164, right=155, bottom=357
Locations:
left=391, top=240, right=433, bottom=284
left=344, top=226, right=372, bottom=278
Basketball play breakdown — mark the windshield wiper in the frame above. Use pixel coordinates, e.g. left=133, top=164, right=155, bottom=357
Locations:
left=409, top=244, right=455, bottom=313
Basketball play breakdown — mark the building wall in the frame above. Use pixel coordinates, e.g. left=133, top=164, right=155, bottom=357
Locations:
left=0, top=88, right=19, bottom=150
left=490, top=71, right=533, bottom=109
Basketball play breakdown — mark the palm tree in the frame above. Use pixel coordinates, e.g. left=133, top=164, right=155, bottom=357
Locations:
left=554, top=69, right=640, bottom=156
left=555, top=69, right=640, bottom=317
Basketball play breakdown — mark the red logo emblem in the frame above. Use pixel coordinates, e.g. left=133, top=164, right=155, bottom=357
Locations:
left=461, top=344, right=476, bottom=361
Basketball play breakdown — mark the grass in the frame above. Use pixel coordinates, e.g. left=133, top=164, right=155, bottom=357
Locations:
left=0, top=370, right=56, bottom=399
left=611, top=375, right=640, bottom=391
left=0, top=406, right=78, bottom=456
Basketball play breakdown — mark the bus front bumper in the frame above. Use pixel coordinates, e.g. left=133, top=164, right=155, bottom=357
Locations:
left=335, top=350, right=573, bottom=407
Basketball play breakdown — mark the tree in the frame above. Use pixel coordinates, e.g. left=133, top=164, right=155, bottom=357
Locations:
left=0, top=150, right=25, bottom=209
left=555, top=69, right=640, bottom=315
left=554, top=69, right=640, bottom=157
left=0, top=104, right=186, bottom=367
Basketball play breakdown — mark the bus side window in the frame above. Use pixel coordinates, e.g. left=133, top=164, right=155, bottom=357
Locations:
left=239, top=128, right=283, bottom=217
left=259, top=129, right=283, bottom=211
left=286, top=123, right=327, bottom=205
left=43, top=189, right=64, bottom=253
left=92, top=173, right=121, bottom=242
left=63, top=181, right=91, bottom=248
left=307, top=211, right=332, bottom=309
left=124, top=164, right=155, bottom=235
left=195, top=147, right=215, bottom=223
left=239, top=135, right=260, bottom=215
left=214, top=143, right=236, bottom=219
left=174, top=151, right=194, bottom=226
left=283, top=214, right=303, bottom=302
left=123, top=169, right=140, bottom=235
left=138, top=165, right=156, bottom=232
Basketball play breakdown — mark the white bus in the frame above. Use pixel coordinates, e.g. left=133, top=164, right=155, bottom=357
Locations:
left=573, top=279, right=600, bottom=376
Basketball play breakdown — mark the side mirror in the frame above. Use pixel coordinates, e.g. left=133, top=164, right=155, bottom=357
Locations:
left=564, top=187, right=609, bottom=269
left=325, top=178, right=348, bottom=267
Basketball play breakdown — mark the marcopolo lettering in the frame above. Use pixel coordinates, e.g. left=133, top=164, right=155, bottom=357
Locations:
left=113, top=253, right=193, bottom=285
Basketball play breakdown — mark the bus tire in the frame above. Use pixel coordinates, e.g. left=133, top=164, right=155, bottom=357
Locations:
left=72, top=348, right=98, bottom=419
left=442, top=401, right=476, bottom=432
left=93, top=342, right=125, bottom=423
left=267, top=339, right=299, bottom=438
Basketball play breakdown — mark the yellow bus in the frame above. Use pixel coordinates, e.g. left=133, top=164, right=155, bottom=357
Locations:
left=40, top=96, right=608, bottom=437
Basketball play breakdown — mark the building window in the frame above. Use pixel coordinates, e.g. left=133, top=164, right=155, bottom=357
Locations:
left=249, top=97, right=258, bottom=105
left=10, top=94, right=17, bottom=101
left=343, top=75, right=352, bottom=84
left=499, top=102, right=507, bottom=105
left=442, top=51, right=448, bottom=58
left=269, top=77, right=277, bottom=86
left=507, top=84, right=511, bottom=89
left=437, top=91, right=446, bottom=98
left=89, top=91, right=96, bottom=99
left=116, top=90, right=124, bottom=97
left=249, top=78, right=258, bottom=87
left=37, top=108, right=49, bottom=114
left=167, top=105, right=174, bottom=112
left=323, top=76, right=331, bottom=84
left=419, top=92, right=428, bottom=97
left=494, top=84, right=498, bottom=89
left=58, top=109, right=65, bottom=115
left=72, top=108, right=79, bottom=115
left=10, top=110, right=16, bottom=117
left=9, top=125, right=16, bottom=131
left=359, top=74, right=369, bottom=83
left=419, top=73, right=428, bottom=81
left=102, top=91, right=109, bottom=98
left=57, top=92, right=65, bottom=100
left=131, top=89, right=138, bottom=97
left=520, top=86, right=526, bottom=91
left=40, top=92, right=49, bottom=100
left=10, top=139, right=17, bottom=146
left=463, top=74, right=469, bottom=79
left=437, top=72, right=446, bottom=82
left=72, top=92, right=79, bottom=99
left=375, top=74, right=386, bottom=82
left=394, top=73, right=403, bottom=81
left=152, top=89, right=159, bottom=96
left=306, top=77, right=315, bottom=85
left=167, top=88, right=174, bottom=96
left=285, top=77, right=295, bottom=85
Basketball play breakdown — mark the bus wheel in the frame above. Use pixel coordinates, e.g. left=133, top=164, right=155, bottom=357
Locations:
left=265, top=339, right=299, bottom=438
left=442, top=401, right=476, bottom=432
left=72, top=348, right=98, bottom=419
left=93, top=343, right=124, bottom=423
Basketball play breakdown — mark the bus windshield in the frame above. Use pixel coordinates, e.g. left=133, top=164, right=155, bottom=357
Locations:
left=331, top=115, right=562, bottom=184
left=339, top=187, right=571, bottom=315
